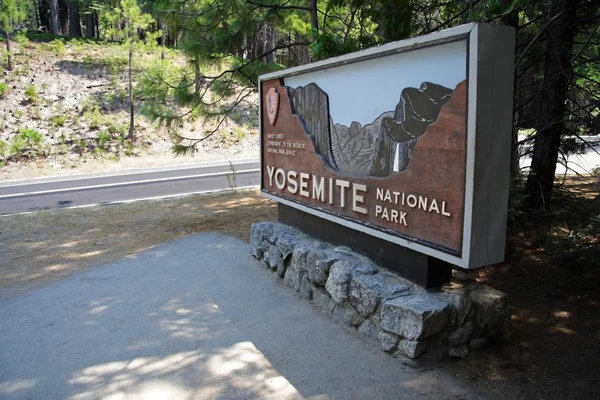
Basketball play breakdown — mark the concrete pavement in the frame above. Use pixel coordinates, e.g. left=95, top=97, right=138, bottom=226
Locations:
left=0, top=233, right=479, bottom=399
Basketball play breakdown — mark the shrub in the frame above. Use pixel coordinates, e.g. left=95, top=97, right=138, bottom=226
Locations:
left=15, top=31, right=30, bottom=45
left=0, top=140, right=7, bottom=158
left=85, top=106, right=103, bottom=130
left=19, top=127, right=44, bottom=147
left=0, top=82, right=8, bottom=98
left=10, top=128, right=45, bottom=158
left=230, top=112, right=243, bottom=123
left=50, top=115, right=67, bottom=127
left=31, top=106, right=42, bottom=120
left=45, top=39, right=67, bottom=57
left=10, top=134, right=28, bottom=155
left=232, top=126, right=245, bottom=142
left=107, top=121, right=127, bottom=136
left=24, top=84, right=38, bottom=104
left=98, top=131, right=111, bottom=148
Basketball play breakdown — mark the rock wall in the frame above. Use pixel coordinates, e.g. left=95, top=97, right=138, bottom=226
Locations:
left=251, top=222, right=510, bottom=366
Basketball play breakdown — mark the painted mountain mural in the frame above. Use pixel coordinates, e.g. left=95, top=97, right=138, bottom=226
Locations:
left=288, top=82, right=454, bottom=177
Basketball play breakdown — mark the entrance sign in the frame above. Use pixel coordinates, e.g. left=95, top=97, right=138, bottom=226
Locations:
left=259, top=23, right=515, bottom=269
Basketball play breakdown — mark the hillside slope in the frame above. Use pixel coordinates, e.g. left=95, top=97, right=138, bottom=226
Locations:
left=0, top=35, right=259, bottom=180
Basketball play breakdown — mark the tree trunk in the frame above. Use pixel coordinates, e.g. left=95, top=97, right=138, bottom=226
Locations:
left=68, top=1, right=81, bottom=37
left=379, top=0, right=411, bottom=42
left=310, top=0, right=318, bottom=32
left=242, top=32, right=247, bottom=60
left=84, top=12, right=94, bottom=38
left=128, top=32, right=134, bottom=140
left=33, top=0, right=41, bottom=29
left=501, top=0, right=520, bottom=179
left=265, top=24, right=274, bottom=64
left=525, top=0, right=577, bottom=209
left=49, top=0, right=59, bottom=35
left=93, top=10, right=100, bottom=37
left=58, top=0, right=68, bottom=35
left=4, top=31, right=13, bottom=71
left=195, top=58, right=201, bottom=94
left=39, top=0, right=50, bottom=31
left=158, top=20, right=165, bottom=60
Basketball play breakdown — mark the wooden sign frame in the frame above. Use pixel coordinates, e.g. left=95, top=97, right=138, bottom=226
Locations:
left=258, top=23, right=515, bottom=269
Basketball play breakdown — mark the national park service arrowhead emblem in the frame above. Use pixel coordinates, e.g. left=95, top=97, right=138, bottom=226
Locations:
left=266, top=87, right=279, bottom=125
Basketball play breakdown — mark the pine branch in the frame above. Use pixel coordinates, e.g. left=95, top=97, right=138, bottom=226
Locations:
left=245, top=0, right=311, bottom=12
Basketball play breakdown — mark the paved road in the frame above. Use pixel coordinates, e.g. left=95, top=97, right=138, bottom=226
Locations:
left=0, top=233, right=479, bottom=400
left=519, top=135, right=600, bottom=174
left=0, top=159, right=260, bottom=215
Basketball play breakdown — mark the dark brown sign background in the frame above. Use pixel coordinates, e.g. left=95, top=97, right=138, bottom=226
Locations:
left=261, top=78, right=467, bottom=255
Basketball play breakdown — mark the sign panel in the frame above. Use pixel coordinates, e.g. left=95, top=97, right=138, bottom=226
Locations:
left=259, top=23, right=515, bottom=269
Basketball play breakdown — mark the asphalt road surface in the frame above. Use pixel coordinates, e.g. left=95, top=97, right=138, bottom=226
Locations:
left=0, top=159, right=260, bottom=215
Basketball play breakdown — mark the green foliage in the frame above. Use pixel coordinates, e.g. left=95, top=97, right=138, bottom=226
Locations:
left=232, top=126, right=245, bottom=142
left=0, top=82, right=8, bottom=98
left=0, top=139, right=7, bottom=158
left=0, top=48, right=7, bottom=69
left=31, top=106, right=41, bottom=120
left=311, top=30, right=376, bottom=60
left=230, top=112, right=242, bottom=123
left=10, top=127, right=45, bottom=158
left=13, top=109, right=23, bottom=119
left=14, top=31, right=29, bottom=45
left=9, top=134, right=27, bottom=155
left=85, top=106, right=104, bottom=130
left=102, top=0, right=160, bottom=48
left=18, top=127, right=43, bottom=146
left=0, top=0, right=28, bottom=36
left=98, top=130, right=111, bottom=149
left=23, top=84, right=38, bottom=104
left=50, top=114, right=67, bottom=127
left=43, top=39, right=67, bottom=57
left=105, top=89, right=129, bottom=106
left=107, top=121, right=127, bottom=136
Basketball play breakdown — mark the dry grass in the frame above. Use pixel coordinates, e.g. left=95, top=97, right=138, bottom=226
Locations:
left=0, top=189, right=277, bottom=299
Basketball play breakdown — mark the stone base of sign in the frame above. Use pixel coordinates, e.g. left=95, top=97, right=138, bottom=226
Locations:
left=250, top=221, right=510, bottom=366
left=277, top=203, right=453, bottom=288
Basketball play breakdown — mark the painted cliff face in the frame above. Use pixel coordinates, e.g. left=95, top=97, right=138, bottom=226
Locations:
left=287, top=82, right=454, bottom=178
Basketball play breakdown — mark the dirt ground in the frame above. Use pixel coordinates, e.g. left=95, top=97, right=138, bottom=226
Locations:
left=0, top=190, right=276, bottom=299
left=1, top=186, right=598, bottom=399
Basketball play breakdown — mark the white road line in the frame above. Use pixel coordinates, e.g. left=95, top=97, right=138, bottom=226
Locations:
left=0, top=186, right=260, bottom=216
left=0, top=169, right=260, bottom=199
left=0, top=159, right=260, bottom=186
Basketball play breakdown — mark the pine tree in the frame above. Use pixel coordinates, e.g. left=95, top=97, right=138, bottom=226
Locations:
left=104, top=0, right=159, bottom=140
left=0, top=0, right=27, bottom=71
left=49, top=0, right=59, bottom=34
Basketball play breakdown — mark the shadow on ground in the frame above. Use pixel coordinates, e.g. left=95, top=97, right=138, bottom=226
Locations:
left=450, top=178, right=600, bottom=400
left=0, top=191, right=277, bottom=299
left=0, top=233, right=475, bottom=400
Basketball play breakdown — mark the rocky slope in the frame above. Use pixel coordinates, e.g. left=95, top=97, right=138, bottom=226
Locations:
left=0, top=35, right=259, bottom=179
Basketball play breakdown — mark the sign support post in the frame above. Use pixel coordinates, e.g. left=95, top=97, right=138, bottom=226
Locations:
left=278, top=203, right=452, bottom=288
